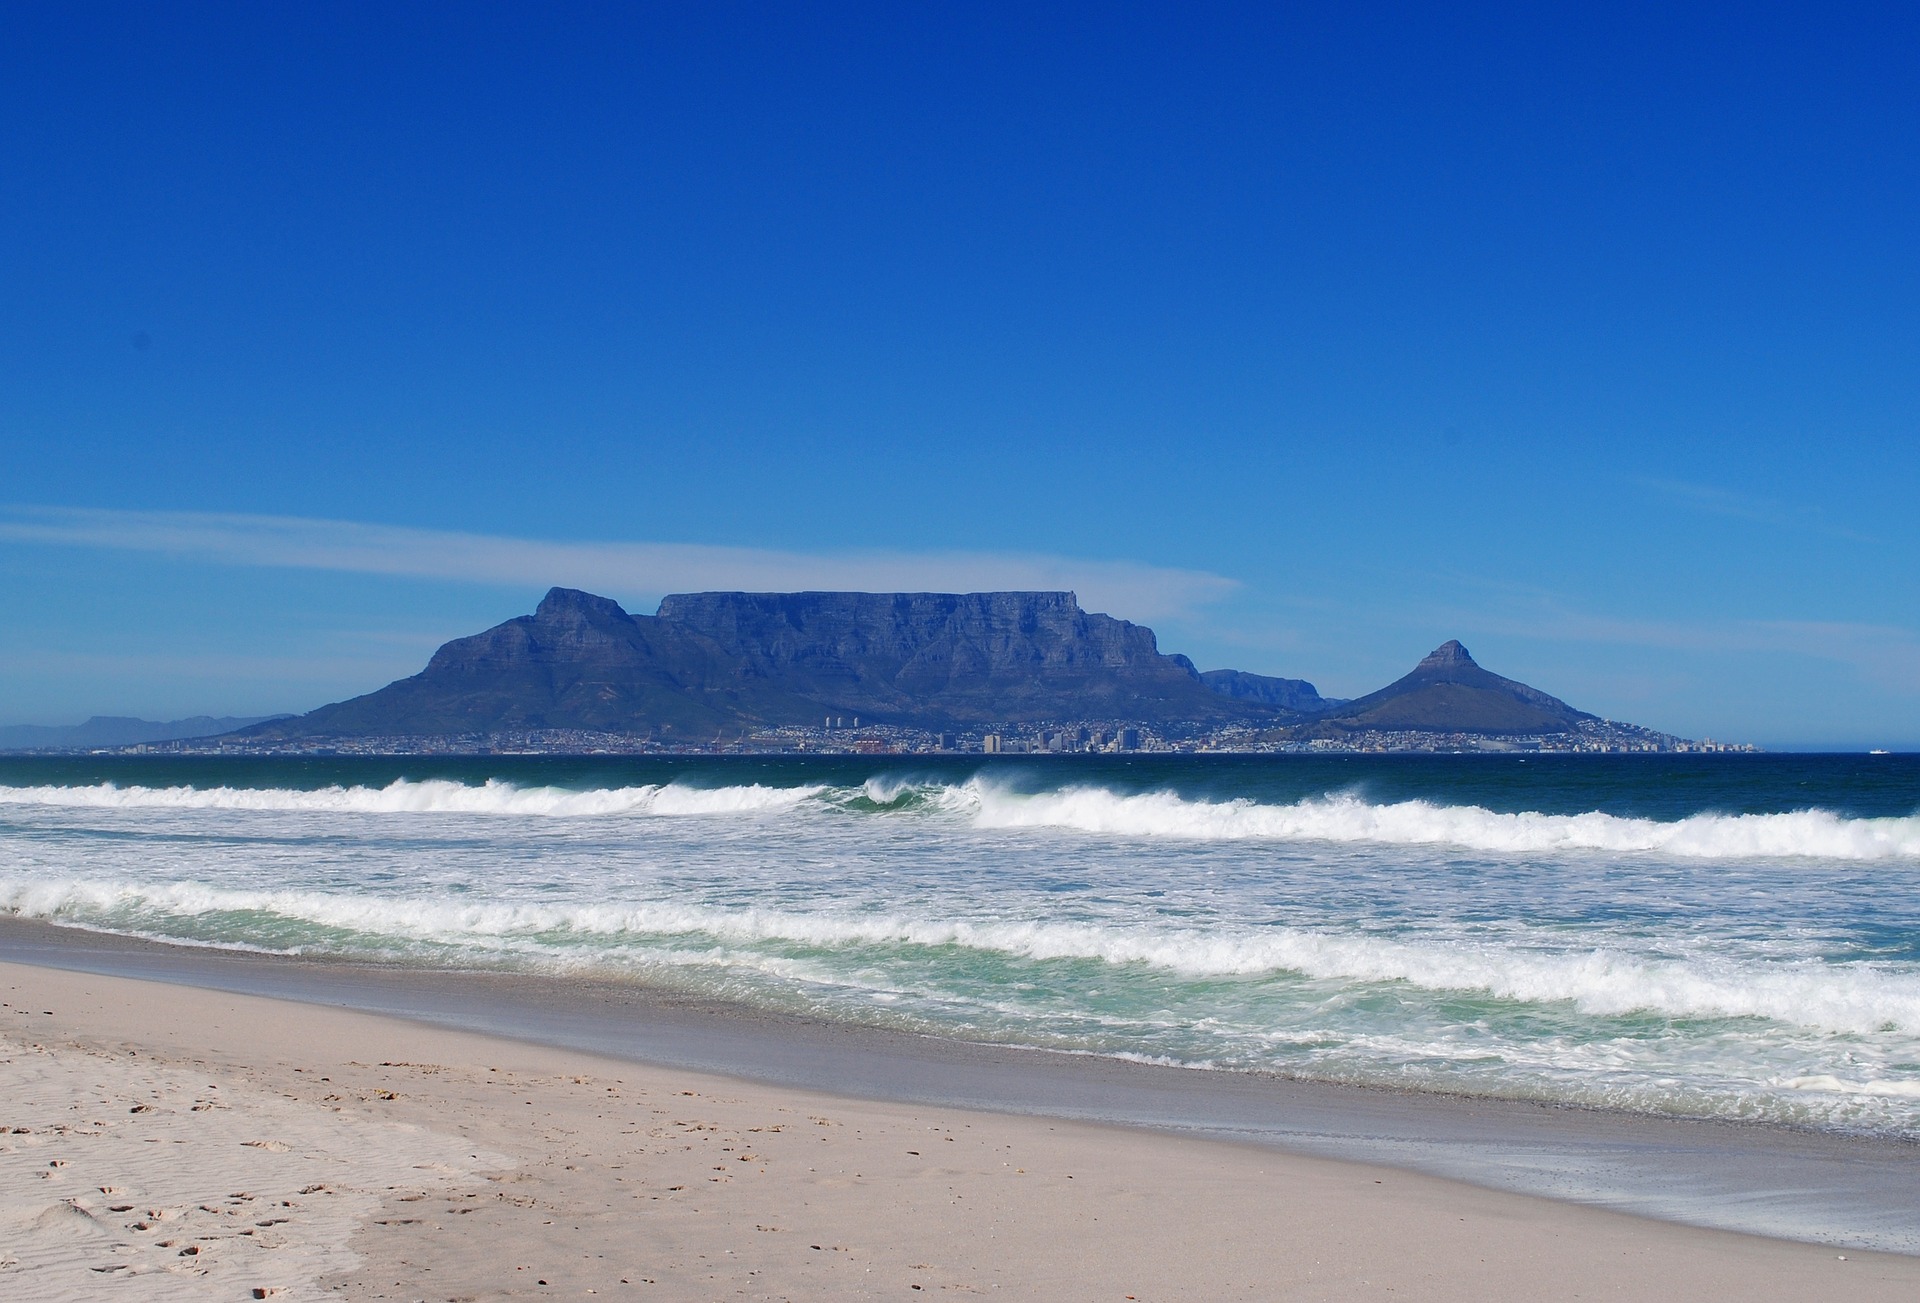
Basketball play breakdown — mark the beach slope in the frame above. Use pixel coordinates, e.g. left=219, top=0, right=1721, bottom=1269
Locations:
left=3, top=960, right=1917, bottom=1300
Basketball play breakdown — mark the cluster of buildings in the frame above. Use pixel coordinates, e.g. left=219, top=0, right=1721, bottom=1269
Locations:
left=1185, top=718, right=1756, bottom=754
left=1247, top=731, right=1758, bottom=755
left=981, top=726, right=1142, bottom=754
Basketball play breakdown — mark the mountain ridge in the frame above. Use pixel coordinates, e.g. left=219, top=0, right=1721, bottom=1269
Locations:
left=1199, top=669, right=1345, bottom=716
left=247, top=588, right=1260, bottom=738
left=1289, top=639, right=1596, bottom=737
left=213, top=589, right=1646, bottom=744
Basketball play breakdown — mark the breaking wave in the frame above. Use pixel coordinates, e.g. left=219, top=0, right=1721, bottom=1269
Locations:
left=6, top=875, right=1919, bottom=1035
left=968, top=785, right=1920, bottom=860
left=2, top=776, right=1916, bottom=859
left=5, top=752, right=1919, bottom=1141
left=0, top=778, right=822, bottom=818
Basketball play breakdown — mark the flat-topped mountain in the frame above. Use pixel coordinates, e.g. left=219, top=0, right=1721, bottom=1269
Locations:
left=653, top=590, right=1235, bottom=723
left=248, top=588, right=1261, bottom=738
left=1297, top=640, right=1595, bottom=736
left=238, top=589, right=1635, bottom=744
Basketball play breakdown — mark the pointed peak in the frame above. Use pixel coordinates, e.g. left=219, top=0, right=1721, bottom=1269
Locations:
left=1417, top=639, right=1477, bottom=669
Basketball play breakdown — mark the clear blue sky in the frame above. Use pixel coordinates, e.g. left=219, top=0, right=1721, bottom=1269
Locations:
left=2, top=3, right=1916, bottom=748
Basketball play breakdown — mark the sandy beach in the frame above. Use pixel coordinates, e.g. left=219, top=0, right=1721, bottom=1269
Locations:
left=0, top=954, right=1915, bottom=1301
left=9, top=1, right=1919, bottom=1296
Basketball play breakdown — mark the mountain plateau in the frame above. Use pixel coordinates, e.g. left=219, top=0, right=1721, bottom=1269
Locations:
left=237, top=589, right=1627, bottom=744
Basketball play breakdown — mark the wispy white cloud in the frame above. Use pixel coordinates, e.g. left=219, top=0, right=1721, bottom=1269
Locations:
left=0, top=646, right=411, bottom=684
left=1460, top=602, right=1920, bottom=696
left=1639, top=478, right=1870, bottom=542
left=0, top=505, right=1238, bottom=622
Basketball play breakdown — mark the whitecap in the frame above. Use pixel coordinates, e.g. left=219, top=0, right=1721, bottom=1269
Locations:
left=0, top=778, right=822, bottom=818
left=968, top=783, right=1920, bottom=861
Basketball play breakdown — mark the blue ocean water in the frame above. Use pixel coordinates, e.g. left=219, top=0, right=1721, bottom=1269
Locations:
left=2, top=754, right=1917, bottom=1135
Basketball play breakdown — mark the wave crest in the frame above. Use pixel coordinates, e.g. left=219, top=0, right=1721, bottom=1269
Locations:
left=969, top=785, right=1920, bottom=860
left=0, top=778, right=820, bottom=818
left=2, top=775, right=1916, bottom=859
left=7, top=875, right=1920, bottom=1035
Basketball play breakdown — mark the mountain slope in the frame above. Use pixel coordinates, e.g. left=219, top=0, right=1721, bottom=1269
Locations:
left=238, top=594, right=1622, bottom=743
left=1308, top=640, right=1595, bottom=735
left=250, top=589, right=752, bottom=738
left=1199, top=669, right=1344, bottom=715
left=249, top=587, right=1267, bottom=738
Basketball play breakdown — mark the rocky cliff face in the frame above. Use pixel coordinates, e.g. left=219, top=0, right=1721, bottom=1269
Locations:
left=239, top=593, right=1625, bottom=743
left=655, top=590, right=1222, bottom=723
left=1199, top=669, right=1342, bottom=715
left=254, top=587, right=1261, bottom=738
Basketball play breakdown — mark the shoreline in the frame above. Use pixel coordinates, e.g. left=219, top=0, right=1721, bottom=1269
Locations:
left=4, top=915, right=1918, bottom=1258
left=6, top=956, right=1920, bottom=1299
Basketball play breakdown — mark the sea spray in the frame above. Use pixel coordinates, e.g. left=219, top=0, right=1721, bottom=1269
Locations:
left=0, top=777, right=824, bottom=817
left=3, top=753, right=1917, bottom=1134
left=965, top=782, right=1920, bottom=860
left=3, top=773, right=1916, bottom=859
left=6, top=873, right=1918, bottom=1033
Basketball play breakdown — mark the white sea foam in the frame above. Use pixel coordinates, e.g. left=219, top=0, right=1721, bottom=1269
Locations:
left=2, top=776, right=1914, bottom=859
left=7, top=875, right=1919, bottom=1035
left=968, top=784, right=1920, bottom=860
left=0, top=778, right=821, bottom=818
left=7, top=758, right=1919, bottom=1137
left=1785, top=1075, right=1920, bottom=1099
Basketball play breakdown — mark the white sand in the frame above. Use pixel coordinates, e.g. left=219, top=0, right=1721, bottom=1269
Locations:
left=0, top=1019, right=498, bottom=1300
left=4, top=958, right=1919, bottom=1301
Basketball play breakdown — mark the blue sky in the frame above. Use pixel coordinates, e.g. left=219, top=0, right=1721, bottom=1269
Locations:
left=2, top=3, right=1917, bottom=748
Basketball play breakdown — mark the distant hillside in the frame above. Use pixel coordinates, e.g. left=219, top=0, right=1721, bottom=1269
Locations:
left=1296, top=641, right=1595, bottom=736
left=0, top=714, right=288, bottom=751
left=247, top=588, right=1269, bottom=738
left=1199, top=669, right=1346, bottom=715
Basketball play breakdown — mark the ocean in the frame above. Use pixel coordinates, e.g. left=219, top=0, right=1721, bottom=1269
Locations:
left=3, top=753, right=1917, bottom=1138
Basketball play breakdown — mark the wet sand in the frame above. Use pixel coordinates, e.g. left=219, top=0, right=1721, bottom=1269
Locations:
left=4, top=934, right=1920, bottom=1299
left=5, top=916, right=1919, bottom=1253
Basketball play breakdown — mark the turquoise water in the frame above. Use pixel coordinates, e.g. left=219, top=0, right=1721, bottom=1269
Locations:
left=3, top=754, right=1917, bottom=1135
